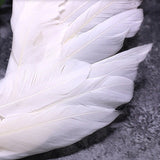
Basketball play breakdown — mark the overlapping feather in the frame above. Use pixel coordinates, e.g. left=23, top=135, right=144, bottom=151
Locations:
left=0, top=0, right=152, bottom=159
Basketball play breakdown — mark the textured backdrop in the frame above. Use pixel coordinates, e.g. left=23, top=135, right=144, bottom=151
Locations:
left=0, top=0, right=160, bottom=160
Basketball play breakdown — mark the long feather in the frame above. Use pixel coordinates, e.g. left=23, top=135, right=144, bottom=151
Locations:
left=63, top=0, right=142, bottom=43
left=62, top=9, right=143, bottom=63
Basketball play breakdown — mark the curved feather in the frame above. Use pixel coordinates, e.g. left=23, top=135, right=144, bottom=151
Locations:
left=0, top=104, right=118, bottom=160
left=63, top=0, right=142, bottom=43
left=0, top=59, right=91, bottom=117
left=62, top=9, right=143, bottom=63
left=90, top=44, right=153, bottom=80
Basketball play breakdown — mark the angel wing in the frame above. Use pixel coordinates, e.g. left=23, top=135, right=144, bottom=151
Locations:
left=0, top=0, right=152, bottom=159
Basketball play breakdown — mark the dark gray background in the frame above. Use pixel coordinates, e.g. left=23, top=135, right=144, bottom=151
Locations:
left=0, top=0, right=160, bottom=160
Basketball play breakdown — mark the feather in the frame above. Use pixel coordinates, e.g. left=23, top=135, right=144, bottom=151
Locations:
left=63, top=0, right=142, bottom=42
left=0, top=59, right=91, bottom=117
left=0, top=0, right=152, bottom=159
left=90, top=44, right=153, bottom=80
left=0, top=103, right=119, bottom=160
left=62, top=9, right=143, bottom=63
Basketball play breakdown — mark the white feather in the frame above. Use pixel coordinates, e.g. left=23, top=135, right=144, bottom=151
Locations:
left=7, top=0, right=63, bottom=73
left=62, top=9, right=143, bottom=63
left=0, top=0, right=152, bottom=159
left=90, top=44, right=153, bottom=80
left=63, top=0, right=142, bottom=42
left=0, top=104, right=119, bottom=160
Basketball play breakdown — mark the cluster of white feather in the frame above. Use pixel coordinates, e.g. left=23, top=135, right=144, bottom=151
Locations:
left=0, top=0, right=152, bottom=159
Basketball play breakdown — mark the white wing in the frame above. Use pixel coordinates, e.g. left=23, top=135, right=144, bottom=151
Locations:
left=0, top=0, right=152, bottom=159
left=7, top=0, right=142, bottom=71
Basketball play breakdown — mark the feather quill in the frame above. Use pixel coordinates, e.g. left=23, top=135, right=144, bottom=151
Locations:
left=0, top=0, right=152, bottom=159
